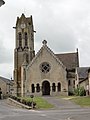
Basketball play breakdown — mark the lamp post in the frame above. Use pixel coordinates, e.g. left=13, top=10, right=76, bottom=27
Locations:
left=0, top=0, right=5, bottom=7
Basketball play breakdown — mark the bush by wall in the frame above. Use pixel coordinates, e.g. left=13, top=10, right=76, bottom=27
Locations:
left=74, top=87, right=86, bottom=96
left=9, top=95, right=36, bottom=108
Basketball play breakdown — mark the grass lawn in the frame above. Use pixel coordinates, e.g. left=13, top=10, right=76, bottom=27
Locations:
left=34, top=97, right=54, bottom=109
left=58, top=95, right=90, bottom=107
left=71, top=96, right=90, bottom=107
left=21, top=97, right=54, bottom=109
left=58, top=95, right=77, bottom=99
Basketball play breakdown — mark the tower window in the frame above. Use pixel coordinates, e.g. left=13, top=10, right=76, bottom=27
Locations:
left=25, top=32, right=28, bottom=46
left=18, top=32, right=22, bottom=47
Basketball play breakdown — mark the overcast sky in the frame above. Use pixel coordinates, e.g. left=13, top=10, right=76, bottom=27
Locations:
left=0, top=0, right=90, bottom=79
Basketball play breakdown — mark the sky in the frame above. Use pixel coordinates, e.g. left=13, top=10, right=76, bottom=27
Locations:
left=0, top=0, right=90, bottom=79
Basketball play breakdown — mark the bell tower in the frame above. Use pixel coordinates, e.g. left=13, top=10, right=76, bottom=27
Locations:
left=14, top=14, right=35, bottom=96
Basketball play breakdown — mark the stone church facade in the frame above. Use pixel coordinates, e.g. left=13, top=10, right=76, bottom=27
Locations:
left=14, top=14, right=79, bottom=97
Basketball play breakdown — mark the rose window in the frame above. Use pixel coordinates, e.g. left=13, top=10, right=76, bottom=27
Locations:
left=40, top=62, right=51, bottom=73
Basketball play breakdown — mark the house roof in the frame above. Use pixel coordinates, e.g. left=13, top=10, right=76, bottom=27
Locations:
left=55, top=52, right=79, bottom=70
left=0, top=76, right=11, bottom=84
left=77, top=67, right=90, bottom=79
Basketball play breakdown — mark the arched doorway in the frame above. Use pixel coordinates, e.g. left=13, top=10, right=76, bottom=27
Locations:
left=42, top=81, right=50, bottom=95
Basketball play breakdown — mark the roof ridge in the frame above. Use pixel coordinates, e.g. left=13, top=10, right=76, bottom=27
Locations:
left=55, top=52, right=77, bottom=55
left=0, top=76, right=10, bottom=81
left=77, top=67, right=90, bottom=69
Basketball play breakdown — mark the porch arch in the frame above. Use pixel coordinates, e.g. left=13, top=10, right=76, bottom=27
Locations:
left=42, top=80, right=50, bottom=95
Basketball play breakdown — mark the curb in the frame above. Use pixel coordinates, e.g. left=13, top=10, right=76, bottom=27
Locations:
left=7, top=98, right=32, bottom=109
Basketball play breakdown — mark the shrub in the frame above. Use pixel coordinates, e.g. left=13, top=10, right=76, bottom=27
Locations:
left=22, top=99, right=27, bottom=105
left=9, top=96, right=36, bottom=108
left=17, top=98, right=21, bottom=102
left=27, top=101, right=32, bottom=106
left=74, top=87, right=86, bottom=96
left=74, top=87, right=79, bottom=96
left=79, top=87, right=86, bottom=96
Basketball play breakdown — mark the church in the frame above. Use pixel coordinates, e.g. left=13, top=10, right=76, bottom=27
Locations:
left=13, top=14, right=79, bottom=97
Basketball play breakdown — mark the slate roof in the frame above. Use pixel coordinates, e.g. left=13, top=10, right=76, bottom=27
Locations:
left=77, top=67, right=90, bottom=79
left=0, top=76, right=11, bottom=84
left=55, top=52, right=79, bottom=70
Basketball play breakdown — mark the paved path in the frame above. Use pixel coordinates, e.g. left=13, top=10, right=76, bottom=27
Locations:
left=1, top=99, right=90, bottom=120
left=43, top=96, right=81, bottom=109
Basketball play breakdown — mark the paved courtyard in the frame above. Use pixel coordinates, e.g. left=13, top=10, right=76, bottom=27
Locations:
left=42, top=96, right=81, bottom=109
left=0, top=97, right=90, bottom=120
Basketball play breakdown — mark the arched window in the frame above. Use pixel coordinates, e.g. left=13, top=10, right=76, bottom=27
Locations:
left=36, top=84, right=40, bottom=92
left=31, top=84, right=35, bottom=93
left=52, top=83, right=56, bottom=92
left=25, top=32, right=28, bottom=46
left=18, top=32, right=22, bottom=47
left=57, top=82, right=61, bottom=92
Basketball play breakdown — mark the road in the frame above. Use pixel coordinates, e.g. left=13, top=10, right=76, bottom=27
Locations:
left=0, top=99, right=90, bottom=120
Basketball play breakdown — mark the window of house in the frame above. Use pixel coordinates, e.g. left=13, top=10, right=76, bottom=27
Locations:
left=52, top=83, right=56, bottom=92
left=57, top=82, right=61, bottom=92
left=36, top=84, right=40, bottom=92
left=31, top=84, right=35, bottom=93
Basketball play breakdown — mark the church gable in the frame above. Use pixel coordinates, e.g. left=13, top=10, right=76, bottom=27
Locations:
left=27, top=40, right=66, bottom=70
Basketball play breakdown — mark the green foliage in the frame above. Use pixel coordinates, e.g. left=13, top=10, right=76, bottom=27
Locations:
left=71, top=97, right=90, bottom=106
left=9, top=95, right=36, bottom=108
left=34, top=97, right=54, bottom=109
left=9, top=96, right=54, bottom=109
left=74, top=87, right=86, bottom=96
left=21, top=97, right=54, bottom=109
